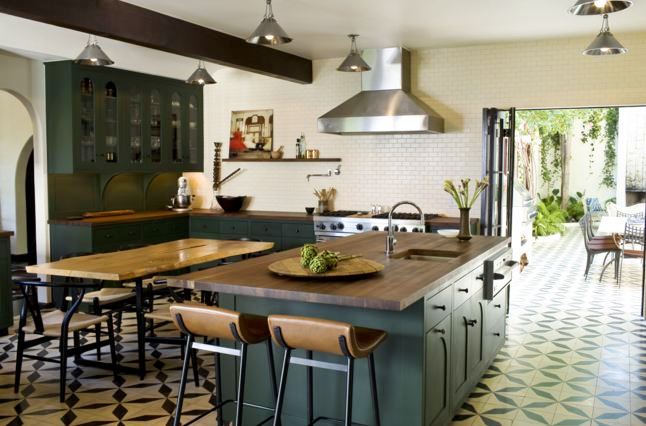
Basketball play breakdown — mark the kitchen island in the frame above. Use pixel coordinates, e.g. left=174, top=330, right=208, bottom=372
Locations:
left=169, top=231, right=511, bottom=425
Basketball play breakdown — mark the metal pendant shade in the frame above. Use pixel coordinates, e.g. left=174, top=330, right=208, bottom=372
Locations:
left=186, top=61, right=216, bottom=85
left=337, top=35, right=371, bottom=72
left=74, top=35, right=114, bottom=66
left=247, top=0, right=292, bottom=45
left=569, top=0, right=633, bottom=15
left=583, top=14, right=627, bottom=55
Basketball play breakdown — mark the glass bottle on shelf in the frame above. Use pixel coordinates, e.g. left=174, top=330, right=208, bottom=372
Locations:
left=188, top=95, right=198, bottom=164
left=79, top=78, right=96, bottom=163
left=104, top=82, right=118, bottom=162
left=150, top=90, right=161, bottom=163
left=171, top=92, right=182, bottom=163
left=129, top=92, right=142, bottom=164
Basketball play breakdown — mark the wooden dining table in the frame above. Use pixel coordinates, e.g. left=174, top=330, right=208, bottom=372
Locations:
left=26, top=238, right=273, bottom=377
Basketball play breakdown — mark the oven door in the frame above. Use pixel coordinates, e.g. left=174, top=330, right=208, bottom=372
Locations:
left=315, top=233, right=349, bottom=242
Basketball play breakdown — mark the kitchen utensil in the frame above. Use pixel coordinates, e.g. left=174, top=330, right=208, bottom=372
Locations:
left=305, top=207, right=315, bottom=215
left=268, top=257, right=384, bottom=278
left=217, top=168, right=242, bottom=188
left=437, top=229, right=459, bottom=238
left=215, top=195, right=247, bottom=212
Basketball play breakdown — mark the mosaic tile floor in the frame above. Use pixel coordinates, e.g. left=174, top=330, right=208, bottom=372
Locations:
left=1, top=226, right=645, bottom=425
left=452, top=226, right=646, bottom=426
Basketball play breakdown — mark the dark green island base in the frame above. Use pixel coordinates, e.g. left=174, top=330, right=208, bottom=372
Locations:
left=169, top=232, right=511, bottom=425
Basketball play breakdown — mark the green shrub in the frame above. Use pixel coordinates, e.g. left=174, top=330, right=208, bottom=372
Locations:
left=533, top=189, right=567, bottom=236
left=566, top=191, right=585, bottom=222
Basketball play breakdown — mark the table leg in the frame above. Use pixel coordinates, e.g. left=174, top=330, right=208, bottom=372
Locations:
left=135, top=278, right=146, bottom=379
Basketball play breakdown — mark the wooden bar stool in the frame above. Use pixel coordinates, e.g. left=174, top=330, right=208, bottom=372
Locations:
left=268, top=315, right=387, bottom=426
left=170, top=304, right=278, bottom=426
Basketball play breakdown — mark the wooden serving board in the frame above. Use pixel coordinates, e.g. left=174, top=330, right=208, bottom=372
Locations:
left=268, top=257, right=384, bottom=278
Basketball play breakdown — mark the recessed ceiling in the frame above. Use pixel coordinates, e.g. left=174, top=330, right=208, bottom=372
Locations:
left=122, top=0, right=646, bottom=59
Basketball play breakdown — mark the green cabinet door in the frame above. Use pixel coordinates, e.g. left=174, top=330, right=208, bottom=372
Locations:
left=469, top=291, right=486, bottom=374
left=451, top=298, right=470, bottom=401
left=425, top=315, right=452, bottom=426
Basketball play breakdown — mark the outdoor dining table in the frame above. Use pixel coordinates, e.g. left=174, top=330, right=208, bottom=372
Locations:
left=26, top=238, right=273, bottom=378
left=596, top=216, right=644, bottom=236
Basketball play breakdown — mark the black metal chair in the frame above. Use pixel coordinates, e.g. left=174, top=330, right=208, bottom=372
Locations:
left=615, top=223, right=645, bottom=283
left=13, top=280, right=118, bottom=402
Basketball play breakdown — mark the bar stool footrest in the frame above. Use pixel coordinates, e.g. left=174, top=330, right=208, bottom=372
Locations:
left=309, top=416, right=370, bottom=426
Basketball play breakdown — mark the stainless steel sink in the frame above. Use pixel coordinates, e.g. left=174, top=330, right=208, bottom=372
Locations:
left=392, top=249, right=461, bottom=261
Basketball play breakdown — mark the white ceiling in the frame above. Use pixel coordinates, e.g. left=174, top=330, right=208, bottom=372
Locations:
left=123, top=0, right=646, bottom=59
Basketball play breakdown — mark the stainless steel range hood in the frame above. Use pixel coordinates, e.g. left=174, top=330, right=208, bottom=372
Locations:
left=318, top=47, right=444, bottom=135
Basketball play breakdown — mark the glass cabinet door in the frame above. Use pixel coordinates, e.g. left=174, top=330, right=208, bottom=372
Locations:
left=150, top=90, right=162, bottom=163
left=188, top=95, right=198, bottom=164
left=171, top=92, right=182, bottom=163
left=129, top=92, right=143, bottom=164
left=104, top=82, right=118, bottom=163
left=79, top=78, right=96, bottom=163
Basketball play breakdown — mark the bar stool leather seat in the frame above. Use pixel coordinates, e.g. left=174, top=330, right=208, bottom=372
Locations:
left=268, top=315, right=386, bottom=358
left=170, top=304, right=271, bottom=344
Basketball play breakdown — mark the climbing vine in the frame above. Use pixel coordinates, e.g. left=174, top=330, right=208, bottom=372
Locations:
left=601, top=108, right=618, bottom=188
left=580, top=109, right=603, bottom=170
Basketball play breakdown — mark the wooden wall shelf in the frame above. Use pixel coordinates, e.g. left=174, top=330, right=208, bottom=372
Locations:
left=223, top=158, right=341, bottom=163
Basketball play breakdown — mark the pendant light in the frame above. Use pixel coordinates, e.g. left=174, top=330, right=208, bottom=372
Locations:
left=247, top=0, right=292, bottom=46
left=583, top=14, right=627, bottom=55
left=74, top=34, right=114, bottom=66
left=337, top=34, right=371, bottom=72
left=186, top=60, right=216, bottom=85
left=569, top=0, right=632, bottom=15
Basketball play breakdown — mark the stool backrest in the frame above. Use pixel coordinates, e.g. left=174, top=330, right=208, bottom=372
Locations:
left=268, top=315, right=353, bottom=357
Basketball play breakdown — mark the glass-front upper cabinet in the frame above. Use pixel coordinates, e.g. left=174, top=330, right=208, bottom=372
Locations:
left=129, top=92, right=143, bottom=164
left=150, top=90, right=162, bottom=163
left=171, top=92, right=182, bottom=163
left=79, top=78, right=96, bottom=163
left=188, top=95, right=199, bottom=164
left=104, top=82, right=118, bottom=163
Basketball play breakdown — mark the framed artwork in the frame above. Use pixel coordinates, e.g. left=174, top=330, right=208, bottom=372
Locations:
left=229, top=109, right=273, bottom=159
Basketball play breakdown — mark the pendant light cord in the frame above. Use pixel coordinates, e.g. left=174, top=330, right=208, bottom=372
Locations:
left=265, top=0, right=274, bottom=19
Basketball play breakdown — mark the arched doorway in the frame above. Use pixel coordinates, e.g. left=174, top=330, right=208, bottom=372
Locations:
left=0, top=91, right=36, bottom=263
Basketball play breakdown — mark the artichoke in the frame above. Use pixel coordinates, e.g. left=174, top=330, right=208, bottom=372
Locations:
left=300, top=244, right=319, bottom=268
left=308, top=254, right=331, bottom=274
left=320, top=250, right=339, bottom=268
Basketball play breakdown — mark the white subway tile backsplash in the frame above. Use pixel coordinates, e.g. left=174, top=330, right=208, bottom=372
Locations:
left=192, top=33, right=646, bottom=216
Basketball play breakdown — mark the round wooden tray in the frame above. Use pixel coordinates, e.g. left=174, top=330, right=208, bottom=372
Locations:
left=268, top=257, right=384, bottom=278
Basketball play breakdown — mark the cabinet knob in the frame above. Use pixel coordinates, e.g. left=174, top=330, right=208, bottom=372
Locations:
left=494, top=304, right=502, bottom=308
left=493, top=332, right=501, bottom=336
left=466, top=319, right=478, bottom=327
left=433, top=304, right=447, bottom=311
left=458, top=288, right=469, bottom=293
left=296, top=229, right=300, bottom=233
left=105, top=234, right=112, bottom=239
left=434, top=329, right=446, bottom=335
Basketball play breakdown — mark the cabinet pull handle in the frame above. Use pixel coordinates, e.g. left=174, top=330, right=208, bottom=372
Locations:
left=494, top=304, right=502, bottom=308
left=434, top=329, right=446, bottom=335
left=296, top=229, right=300, bottom=233
left=105, top=234, right=112, bottom=239
left=433, top=304, right=447, bottom=311
left=466, top=319, right=477, bottom=327
left=493, top=332, right=501, bottom=336
left=458, top=288, right=469, bottom=293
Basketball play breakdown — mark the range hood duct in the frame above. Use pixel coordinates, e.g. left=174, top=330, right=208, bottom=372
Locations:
left=318, top=47, right=445, bottom=135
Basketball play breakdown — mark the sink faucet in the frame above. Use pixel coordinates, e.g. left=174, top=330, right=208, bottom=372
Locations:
left=386, top=201, right=425, bottom=256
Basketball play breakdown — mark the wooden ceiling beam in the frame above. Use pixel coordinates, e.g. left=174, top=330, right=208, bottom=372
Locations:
left=0, top=0, right=313, bottom=84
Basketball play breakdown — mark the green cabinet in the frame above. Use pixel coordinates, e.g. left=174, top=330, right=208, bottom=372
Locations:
left=0, top=234, right=12, bottom=335
left=425, top=315, right=452, bottom=426
left=46, top=61, right=203, bottom=174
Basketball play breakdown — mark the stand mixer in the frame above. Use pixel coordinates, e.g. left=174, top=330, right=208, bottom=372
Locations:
left=169, top=176, right=195, bottom=211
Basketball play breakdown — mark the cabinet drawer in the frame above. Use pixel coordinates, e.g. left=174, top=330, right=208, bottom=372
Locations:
left=486, top=288, right=508, bottom=331
left=453, top=268, right=483, bottom=308
left=143, top=221, right=170, bottom=238
left=425, top=285, right=452, bottom=331
left=250, top=221, right=280, bottom=237
left=282, top=236, right=315, bottom=251
left=169, top=218, right=189, bottom=236
left=191, top=218, right=220, bottom=235
left=282, top=222, right=314, bottom=238
left=220, top=220, right=249, bottom=235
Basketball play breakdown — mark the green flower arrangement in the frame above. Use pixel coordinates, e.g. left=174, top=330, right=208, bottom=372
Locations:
left=443, top=177, right=489, bottom=209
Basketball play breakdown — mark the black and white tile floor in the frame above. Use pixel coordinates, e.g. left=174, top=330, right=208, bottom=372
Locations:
left=1, top=227, right=645, bottom=425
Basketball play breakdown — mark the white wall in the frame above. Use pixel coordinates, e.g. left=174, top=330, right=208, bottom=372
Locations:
left=0, top=90, right=33, bottom=254
left=0, top=50, right=46, bottom=262
left=194, top=32, right=646, bottom=216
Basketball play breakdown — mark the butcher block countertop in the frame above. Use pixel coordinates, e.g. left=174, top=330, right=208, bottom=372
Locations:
left=168, top=232, right=508, bottom=311
left=48, top=209, right=314, bottom=226
left=0, top=230, right=13, bottom=238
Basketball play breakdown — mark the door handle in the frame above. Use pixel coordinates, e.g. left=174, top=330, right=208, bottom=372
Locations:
left=466, top=319, right=478, bottom=327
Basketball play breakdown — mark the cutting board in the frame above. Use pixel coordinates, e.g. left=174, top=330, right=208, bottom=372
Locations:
left=268, top=257, right=384, bottom=278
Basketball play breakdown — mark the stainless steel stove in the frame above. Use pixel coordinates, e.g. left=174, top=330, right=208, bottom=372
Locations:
left=313, top=210, right=438, bottom=241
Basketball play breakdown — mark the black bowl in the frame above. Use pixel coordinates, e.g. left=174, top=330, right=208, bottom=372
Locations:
left=216, top=195, right=246, bottom=212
